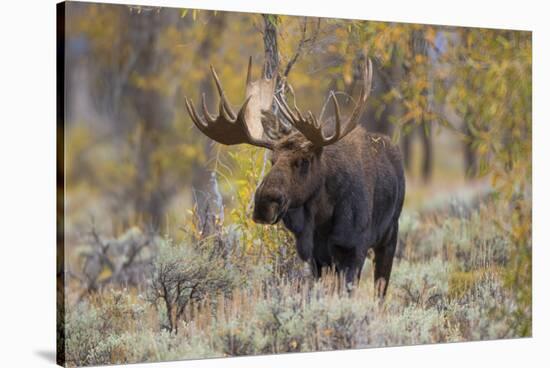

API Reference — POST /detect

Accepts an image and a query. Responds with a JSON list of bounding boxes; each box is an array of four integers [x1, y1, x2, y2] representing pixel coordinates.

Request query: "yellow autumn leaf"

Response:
[[97, 266, 113, 282]]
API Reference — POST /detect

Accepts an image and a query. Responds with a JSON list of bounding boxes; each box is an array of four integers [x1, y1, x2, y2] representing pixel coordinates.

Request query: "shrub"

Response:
[[147, 237, 237, 334], [64, 289, 146, 366], [391, 259, 448, 309], [64, 196, 530, 365]]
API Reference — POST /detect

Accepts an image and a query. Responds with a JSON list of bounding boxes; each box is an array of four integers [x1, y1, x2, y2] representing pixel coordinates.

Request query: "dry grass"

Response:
[[62, 192, 530, 367]]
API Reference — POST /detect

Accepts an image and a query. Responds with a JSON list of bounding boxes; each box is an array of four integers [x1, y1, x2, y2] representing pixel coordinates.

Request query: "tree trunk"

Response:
[[462, 110, 478, 178], [401, 132, 413, 172], [191, 14, 227, 237], [262, 15, 279, 79], [127, 10, 169, 229], [412, 30, 433, 181], [420, 121, 433, 181]]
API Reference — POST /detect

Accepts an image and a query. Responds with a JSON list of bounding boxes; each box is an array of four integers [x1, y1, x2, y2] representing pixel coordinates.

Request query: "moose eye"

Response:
[[296, 158, 310, 175]]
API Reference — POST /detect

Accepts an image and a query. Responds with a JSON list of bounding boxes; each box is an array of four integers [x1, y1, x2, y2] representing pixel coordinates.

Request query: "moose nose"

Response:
[[252, 192, 285, 225]]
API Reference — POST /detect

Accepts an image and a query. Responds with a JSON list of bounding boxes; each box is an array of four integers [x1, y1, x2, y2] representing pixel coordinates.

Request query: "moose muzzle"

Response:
[[252, 174, 289, 225], [253, 197, 286, 224]]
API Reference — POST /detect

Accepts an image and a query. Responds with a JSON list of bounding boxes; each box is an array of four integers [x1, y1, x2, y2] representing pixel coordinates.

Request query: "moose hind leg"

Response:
[[374, 222, 398, 298]]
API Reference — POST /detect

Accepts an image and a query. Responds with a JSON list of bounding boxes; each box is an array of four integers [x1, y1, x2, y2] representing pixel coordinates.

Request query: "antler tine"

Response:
[[339, 57, 373, 137], [276, 94, 324, 145], [295, 104, 306, 122], [218, 96, 234, 122], [245, 56, 252, 86], [210, 65, 237, 120], [200, 93, 216, 124], [275, 94, 298, 123], [236, 95, 274, 150], [185, 97, 206, 129], [328, 91, 342, 143], [209, 65, 224, 97], [184, 58, 276, 150], [235, 95, 253, 130], [365, 58, 373, 102], [306, 111, 318, 129], [276, 57, 373, 148]]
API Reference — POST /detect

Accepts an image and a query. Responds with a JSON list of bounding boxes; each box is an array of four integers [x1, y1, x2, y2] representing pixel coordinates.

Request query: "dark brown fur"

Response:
[[253, 127, 405, 296]]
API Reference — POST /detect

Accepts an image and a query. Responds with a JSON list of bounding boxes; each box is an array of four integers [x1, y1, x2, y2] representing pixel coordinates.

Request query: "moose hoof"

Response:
[[304, 263, 313, 277], [375, 277, 387, 299]]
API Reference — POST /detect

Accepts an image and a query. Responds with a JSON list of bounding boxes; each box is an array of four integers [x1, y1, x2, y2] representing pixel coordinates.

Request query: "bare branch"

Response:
[[283, 17, 321, 78]]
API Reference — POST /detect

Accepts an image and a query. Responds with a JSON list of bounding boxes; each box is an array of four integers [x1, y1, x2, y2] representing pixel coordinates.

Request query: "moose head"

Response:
[[185, 57, 373, 226]]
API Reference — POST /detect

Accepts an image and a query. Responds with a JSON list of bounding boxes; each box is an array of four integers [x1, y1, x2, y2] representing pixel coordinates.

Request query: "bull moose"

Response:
[[185, 58, 405, 297]]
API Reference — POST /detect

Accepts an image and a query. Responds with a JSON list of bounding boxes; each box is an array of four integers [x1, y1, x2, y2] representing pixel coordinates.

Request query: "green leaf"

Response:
[[266, 14, 279, 26]]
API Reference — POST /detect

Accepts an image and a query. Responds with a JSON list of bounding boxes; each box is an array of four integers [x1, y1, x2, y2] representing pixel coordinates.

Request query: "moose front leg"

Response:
[[283, 206, 315, 262], [330, 245, 365, 293]]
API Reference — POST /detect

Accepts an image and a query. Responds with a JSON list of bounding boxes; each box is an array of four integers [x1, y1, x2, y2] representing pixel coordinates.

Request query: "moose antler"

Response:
[[184, 57, 276, 150], [275, 58, 373, 147]]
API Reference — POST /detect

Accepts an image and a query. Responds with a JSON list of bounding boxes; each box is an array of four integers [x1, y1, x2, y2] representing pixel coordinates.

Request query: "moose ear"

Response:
[[297, 140, 323, 157]]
